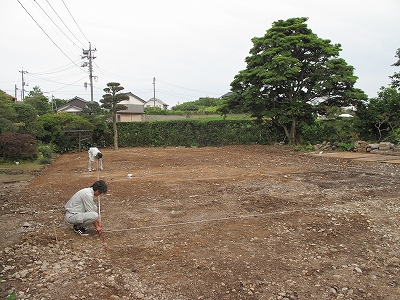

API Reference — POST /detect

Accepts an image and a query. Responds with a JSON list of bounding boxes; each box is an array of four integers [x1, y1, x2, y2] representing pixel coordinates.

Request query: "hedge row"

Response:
[[110, 119, 284, 148]]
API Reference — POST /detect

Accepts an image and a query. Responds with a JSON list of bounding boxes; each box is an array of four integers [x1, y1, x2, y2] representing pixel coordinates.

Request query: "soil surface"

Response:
[[1, 145, 400, 300]]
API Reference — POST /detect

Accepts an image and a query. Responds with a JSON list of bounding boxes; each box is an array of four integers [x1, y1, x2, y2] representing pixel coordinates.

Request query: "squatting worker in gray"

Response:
[[65, 180, 107, 236]]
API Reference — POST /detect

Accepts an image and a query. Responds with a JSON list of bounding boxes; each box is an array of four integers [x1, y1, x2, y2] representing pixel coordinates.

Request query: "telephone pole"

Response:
[[19, 68, 28, 101], [153, 77, 156, 107], [81, 42, 96, 102], [14, 84, 18, 101]]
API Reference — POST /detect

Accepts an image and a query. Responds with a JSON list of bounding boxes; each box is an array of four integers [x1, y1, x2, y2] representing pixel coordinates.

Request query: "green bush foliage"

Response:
[[298, 118, 359, 146], [37, 143, 54, 159], [0, 132, 38, 161], [112, 119, 285, 148], [37, 113, 94, 152], [37, 156, 52, 164], [336, 142, 355, 152]]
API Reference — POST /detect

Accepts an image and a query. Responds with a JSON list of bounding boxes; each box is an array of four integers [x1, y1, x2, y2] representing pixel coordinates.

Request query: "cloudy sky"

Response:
[[1, 0, 399, 107]]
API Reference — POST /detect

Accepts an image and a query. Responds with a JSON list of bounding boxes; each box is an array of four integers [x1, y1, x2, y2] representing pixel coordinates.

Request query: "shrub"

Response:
[[37, 156, 52, 164], [0, 132, 38, 161], [292, 144, 316, 152], [336, 142, 354, 152], [37, 144, 54, 159]]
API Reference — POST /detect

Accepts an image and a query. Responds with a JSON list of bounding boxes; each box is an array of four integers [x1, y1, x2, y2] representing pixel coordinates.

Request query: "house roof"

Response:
[[57, 96, 88, 111], [146, 97, 168, 106], [3, 92, 16, 101], [220, 92, 234, 99], [58, 105, 83, 113]]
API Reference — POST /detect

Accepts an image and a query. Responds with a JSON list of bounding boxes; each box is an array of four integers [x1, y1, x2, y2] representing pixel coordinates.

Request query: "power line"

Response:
[[28, 60, 82, 75], [33, 0, 81, 52], [62, 0, 89, 44], [45, 0, 86, 48], [16, 0, 81, 69]]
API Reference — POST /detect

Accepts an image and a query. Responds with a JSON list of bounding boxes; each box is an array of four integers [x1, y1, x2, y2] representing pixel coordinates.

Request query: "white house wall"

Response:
[[120, 94, 147, 105]]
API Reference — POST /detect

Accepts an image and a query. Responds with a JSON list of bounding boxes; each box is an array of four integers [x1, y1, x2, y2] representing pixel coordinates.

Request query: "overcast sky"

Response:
[[1, 0, 399, 107]]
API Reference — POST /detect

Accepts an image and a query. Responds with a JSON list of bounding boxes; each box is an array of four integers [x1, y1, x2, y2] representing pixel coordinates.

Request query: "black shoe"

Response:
[[73, 225, 89, 236]]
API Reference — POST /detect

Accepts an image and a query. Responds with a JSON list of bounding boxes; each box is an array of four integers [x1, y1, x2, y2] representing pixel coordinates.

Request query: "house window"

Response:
[[117, 114, 121, 122]]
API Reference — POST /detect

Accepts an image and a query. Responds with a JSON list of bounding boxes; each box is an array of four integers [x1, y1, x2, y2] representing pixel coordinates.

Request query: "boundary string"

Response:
[[103, 206, 328, 234]]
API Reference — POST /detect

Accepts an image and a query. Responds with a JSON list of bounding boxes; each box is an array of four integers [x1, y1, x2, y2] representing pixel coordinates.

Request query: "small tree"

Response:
[[24, 86, 52, 115], [80, 101, 110, 147], [0, 90, 17, 133], [100, 82, 129, 150], [13, 103, 38, 135], [356, 87, 400, 142]]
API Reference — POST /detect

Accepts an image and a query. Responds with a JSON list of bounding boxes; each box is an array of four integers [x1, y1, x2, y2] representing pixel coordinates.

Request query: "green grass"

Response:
[[0, 161, 45, 171]]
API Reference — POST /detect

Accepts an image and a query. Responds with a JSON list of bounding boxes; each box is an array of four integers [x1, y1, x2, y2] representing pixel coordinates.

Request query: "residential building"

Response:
[[57, 96, 88, 114], [117, 92, 146, 122], [145, 97, 169, 110]]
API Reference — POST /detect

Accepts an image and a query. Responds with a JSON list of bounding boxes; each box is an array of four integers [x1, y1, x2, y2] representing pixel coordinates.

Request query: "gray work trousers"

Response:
[[65, 211, 98, 228]]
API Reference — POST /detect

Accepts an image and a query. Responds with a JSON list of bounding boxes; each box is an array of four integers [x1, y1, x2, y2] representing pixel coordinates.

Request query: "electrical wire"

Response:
[[17, 0, 81, 69], [28, 60, 82, 75], [33, 0, 81, 53], [45, 0, 86, 49], [61, 0, 90, 44]]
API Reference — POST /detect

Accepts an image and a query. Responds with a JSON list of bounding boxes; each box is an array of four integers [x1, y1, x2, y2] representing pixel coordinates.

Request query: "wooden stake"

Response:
[[53, 223, 58, 242]]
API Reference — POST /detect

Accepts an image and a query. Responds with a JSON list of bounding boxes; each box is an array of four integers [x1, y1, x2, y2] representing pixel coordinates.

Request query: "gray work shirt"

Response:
[[65, 187, 98, 214]]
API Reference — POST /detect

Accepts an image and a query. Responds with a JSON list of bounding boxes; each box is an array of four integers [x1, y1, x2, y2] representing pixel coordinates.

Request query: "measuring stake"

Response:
[[96, 159, 106, 250], [97, 159, 101, 219]]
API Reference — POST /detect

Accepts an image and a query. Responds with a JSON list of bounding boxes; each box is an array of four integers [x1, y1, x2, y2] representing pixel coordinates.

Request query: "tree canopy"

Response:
[[0, 90, 18, 133], [228, 17, 367, 144], [356, 87, 400, 142], [100, 82, 129, 150], [24, 86, 52, 115], [389, 48, 400, 90]]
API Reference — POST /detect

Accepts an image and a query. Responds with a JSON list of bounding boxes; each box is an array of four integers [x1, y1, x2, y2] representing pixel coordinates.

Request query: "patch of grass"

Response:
[[6, 291, 17, 300], [0, 161, 44, 171]]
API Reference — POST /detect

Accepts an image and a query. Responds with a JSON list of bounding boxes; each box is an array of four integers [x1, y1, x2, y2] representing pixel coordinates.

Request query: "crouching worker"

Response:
[[65, 180, 107, 236]]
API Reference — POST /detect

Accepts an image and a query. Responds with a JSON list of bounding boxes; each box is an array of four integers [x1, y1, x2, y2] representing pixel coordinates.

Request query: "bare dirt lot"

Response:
[[1, 145, 400, 300]]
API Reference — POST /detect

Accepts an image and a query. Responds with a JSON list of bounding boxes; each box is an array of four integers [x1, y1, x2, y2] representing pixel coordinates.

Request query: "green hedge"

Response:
[[105, 119, 284, 147]]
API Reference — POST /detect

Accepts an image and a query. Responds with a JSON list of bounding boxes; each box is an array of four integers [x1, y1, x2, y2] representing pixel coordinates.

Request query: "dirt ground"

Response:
[[1, 145, 400, 300]]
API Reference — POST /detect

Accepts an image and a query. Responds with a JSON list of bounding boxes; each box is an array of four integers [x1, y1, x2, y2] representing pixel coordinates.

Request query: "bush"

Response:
[[37, 143, 54, 164], [336, 142, 354, 152], [292, 144, 316, 152], [0, 132, 38, 161], [37, 156, 52, 164], [37, 144, 54, 159]]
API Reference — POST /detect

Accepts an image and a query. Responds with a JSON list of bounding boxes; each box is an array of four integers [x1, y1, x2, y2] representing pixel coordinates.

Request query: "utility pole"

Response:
[[153, 77, 156, 107], [14, 84, 18, 101], [81, 42, 96, 102], [19, 68, 28, 101], [51, 94, 57, 112]]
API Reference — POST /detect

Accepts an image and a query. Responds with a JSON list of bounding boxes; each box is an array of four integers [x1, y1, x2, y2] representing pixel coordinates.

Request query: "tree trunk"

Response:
[[289, 118, 296, 145], [281, 119, 297, 144], [282, 125, 290, 144], [113, 113, 118, 150]]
